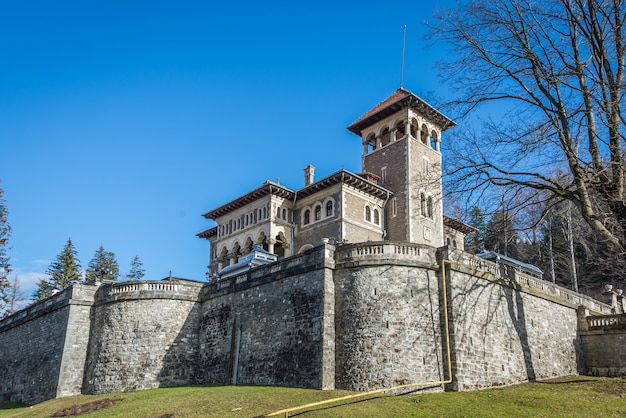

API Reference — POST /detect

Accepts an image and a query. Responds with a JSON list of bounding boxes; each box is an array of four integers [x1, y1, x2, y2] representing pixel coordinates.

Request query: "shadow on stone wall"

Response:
[[157, 304, 202, 387], [196, 303, 232, 385], [82, 294, 202, 394], [445, 267, 538, 389], [501, 280, 536, 382]]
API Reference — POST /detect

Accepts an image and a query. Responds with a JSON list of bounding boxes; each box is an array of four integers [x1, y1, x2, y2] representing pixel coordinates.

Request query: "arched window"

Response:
[[373, 209, 380, 225], [326, 200, 333, 217], [421, 124, 429, 145], [365, 206, 371, 222], [245, 214, 249, 226], [314, 205, 321, 221], [395, 120, 405, 138], [282, 208, 286, 220], [420, 193, 426, 216], [427, 196, 433, 218], [276, 207, 281, 218], [381, 126, 391, 146], [304, 210, 310, 225]]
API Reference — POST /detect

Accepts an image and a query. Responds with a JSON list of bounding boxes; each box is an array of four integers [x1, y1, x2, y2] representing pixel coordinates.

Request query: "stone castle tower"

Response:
[[347, 88, 455, 247]]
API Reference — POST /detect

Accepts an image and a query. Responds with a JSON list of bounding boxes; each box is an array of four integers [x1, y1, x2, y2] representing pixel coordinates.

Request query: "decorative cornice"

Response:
[[347, 88, 456, 136], [443, 216, 477, 235]]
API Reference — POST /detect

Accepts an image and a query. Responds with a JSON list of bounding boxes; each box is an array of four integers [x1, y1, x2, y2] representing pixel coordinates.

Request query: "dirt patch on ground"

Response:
[[51, 398, 122, 417]]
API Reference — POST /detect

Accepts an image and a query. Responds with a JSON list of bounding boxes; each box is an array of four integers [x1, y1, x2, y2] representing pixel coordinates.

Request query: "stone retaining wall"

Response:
[[0, 242, 620, 405], [0, 285, 96, 404], [198, 244, 336, 389], [578, 311, 626, 376], [82, 280, 203, 394], [443, 251, 584, 391]]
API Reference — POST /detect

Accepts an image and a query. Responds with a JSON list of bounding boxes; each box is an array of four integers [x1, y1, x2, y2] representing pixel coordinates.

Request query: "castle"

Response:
[[197, 88, 470, 275], [1, 89, 625, 406]]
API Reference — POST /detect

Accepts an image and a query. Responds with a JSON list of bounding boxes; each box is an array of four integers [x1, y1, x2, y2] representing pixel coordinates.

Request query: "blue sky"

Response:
[[1, 0, 459, 299]]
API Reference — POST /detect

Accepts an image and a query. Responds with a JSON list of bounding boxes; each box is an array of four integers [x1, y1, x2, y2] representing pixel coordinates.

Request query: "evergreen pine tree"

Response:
[[466, 206, 487, 254], [0, 180, 12, 315], [86, 246, 119, 282], [126, 255, 145, 281], [484, 209, 519, 258], [35, 238, 82, 300]]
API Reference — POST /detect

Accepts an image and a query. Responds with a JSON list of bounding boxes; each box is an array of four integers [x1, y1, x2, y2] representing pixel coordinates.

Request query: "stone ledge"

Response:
[[0, 284, 97, 332], [94, 280, 204, 306], [202, 244, 334, 300]]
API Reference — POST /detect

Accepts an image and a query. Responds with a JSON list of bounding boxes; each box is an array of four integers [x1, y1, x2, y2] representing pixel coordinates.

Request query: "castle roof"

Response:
[[201, 169, 393, 222], [297, 169, 392, 200], [202, 181, 295, 220], [347, 88, 456, 135], [443, 216, 477, 235]]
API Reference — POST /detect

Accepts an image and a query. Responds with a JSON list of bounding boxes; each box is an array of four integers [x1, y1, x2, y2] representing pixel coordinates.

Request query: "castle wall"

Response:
[[333, 243, 445, 391], [0, 285, 96, 404], [578, 313, 626, 376], [0, 243, 619, 405], [198, 245, 336, 389], [82, 281, 203, 394], [444, 251, 587, 391]]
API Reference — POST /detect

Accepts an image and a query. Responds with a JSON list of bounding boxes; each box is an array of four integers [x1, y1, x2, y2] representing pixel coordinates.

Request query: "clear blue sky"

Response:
[[1, 0, 458, 298]]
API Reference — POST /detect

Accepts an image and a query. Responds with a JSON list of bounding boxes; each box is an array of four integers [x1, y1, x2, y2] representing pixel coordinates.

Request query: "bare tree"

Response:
[[6, 275, 25, 315], [429, 0, 626, 257]]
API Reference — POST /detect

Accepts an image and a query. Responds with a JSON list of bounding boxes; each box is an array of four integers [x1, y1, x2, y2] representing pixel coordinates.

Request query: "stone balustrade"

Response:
[[587, 314, 626, 329], [458, 252, 611, 314], [96, 280, 203, 304], [334, 241, 436, 267]]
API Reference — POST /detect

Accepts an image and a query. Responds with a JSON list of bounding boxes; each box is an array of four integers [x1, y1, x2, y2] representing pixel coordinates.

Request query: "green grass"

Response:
[[1, 376, 625, 417]]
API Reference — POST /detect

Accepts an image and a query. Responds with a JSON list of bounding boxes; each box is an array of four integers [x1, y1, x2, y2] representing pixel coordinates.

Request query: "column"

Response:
[[268, 238, 276, 254]]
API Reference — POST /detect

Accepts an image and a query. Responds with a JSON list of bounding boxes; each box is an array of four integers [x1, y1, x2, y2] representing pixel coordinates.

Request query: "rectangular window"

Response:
[[392, 197, 397, 217], [381, 167, 387, 185], [423, 157, 429, 175]]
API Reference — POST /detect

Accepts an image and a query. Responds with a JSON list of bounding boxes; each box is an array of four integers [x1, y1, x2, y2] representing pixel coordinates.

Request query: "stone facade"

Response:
[[83, 280, 203, 394], [0, 242, 621, 405], [578, 310, 626, 377], [0, 285, 95, 405]]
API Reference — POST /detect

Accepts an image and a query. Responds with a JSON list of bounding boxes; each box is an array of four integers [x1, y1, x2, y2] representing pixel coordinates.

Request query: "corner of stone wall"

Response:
[[56, 284, 98, 398]]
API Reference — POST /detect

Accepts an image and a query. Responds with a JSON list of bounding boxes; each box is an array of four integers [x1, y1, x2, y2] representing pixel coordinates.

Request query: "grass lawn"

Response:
[[0, 376, 624, 417]]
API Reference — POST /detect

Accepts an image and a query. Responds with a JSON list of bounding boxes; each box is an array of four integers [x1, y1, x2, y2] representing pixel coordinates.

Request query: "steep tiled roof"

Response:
[[347, 88, 455, 135]]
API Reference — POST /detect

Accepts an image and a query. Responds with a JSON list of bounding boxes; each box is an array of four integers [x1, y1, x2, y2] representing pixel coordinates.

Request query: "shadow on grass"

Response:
[[0, 401, 28, 410], [534, 378, 599, 385]]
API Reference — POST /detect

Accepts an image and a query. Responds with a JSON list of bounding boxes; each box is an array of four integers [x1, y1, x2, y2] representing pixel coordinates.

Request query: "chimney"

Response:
[[304, 164, 315, 186]]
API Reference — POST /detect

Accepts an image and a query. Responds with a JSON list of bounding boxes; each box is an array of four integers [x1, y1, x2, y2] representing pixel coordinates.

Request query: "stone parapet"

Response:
[[334, 241, 437, 269], [0, 284, 96, 333], [94, 280, 203, 305], [203, 243, 335, 300], [452, 251, 611, 314]]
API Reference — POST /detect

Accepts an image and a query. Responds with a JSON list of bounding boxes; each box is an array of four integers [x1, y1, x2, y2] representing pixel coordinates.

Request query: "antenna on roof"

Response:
[[400, 25, 407, 89]]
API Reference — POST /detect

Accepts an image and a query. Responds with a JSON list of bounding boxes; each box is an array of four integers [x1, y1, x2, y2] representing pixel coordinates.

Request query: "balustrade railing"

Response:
[[107, 281, 181, 295], [460, 252, 610, 313], [588, 314, 626, 329], [337, 242, 431, 263]]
